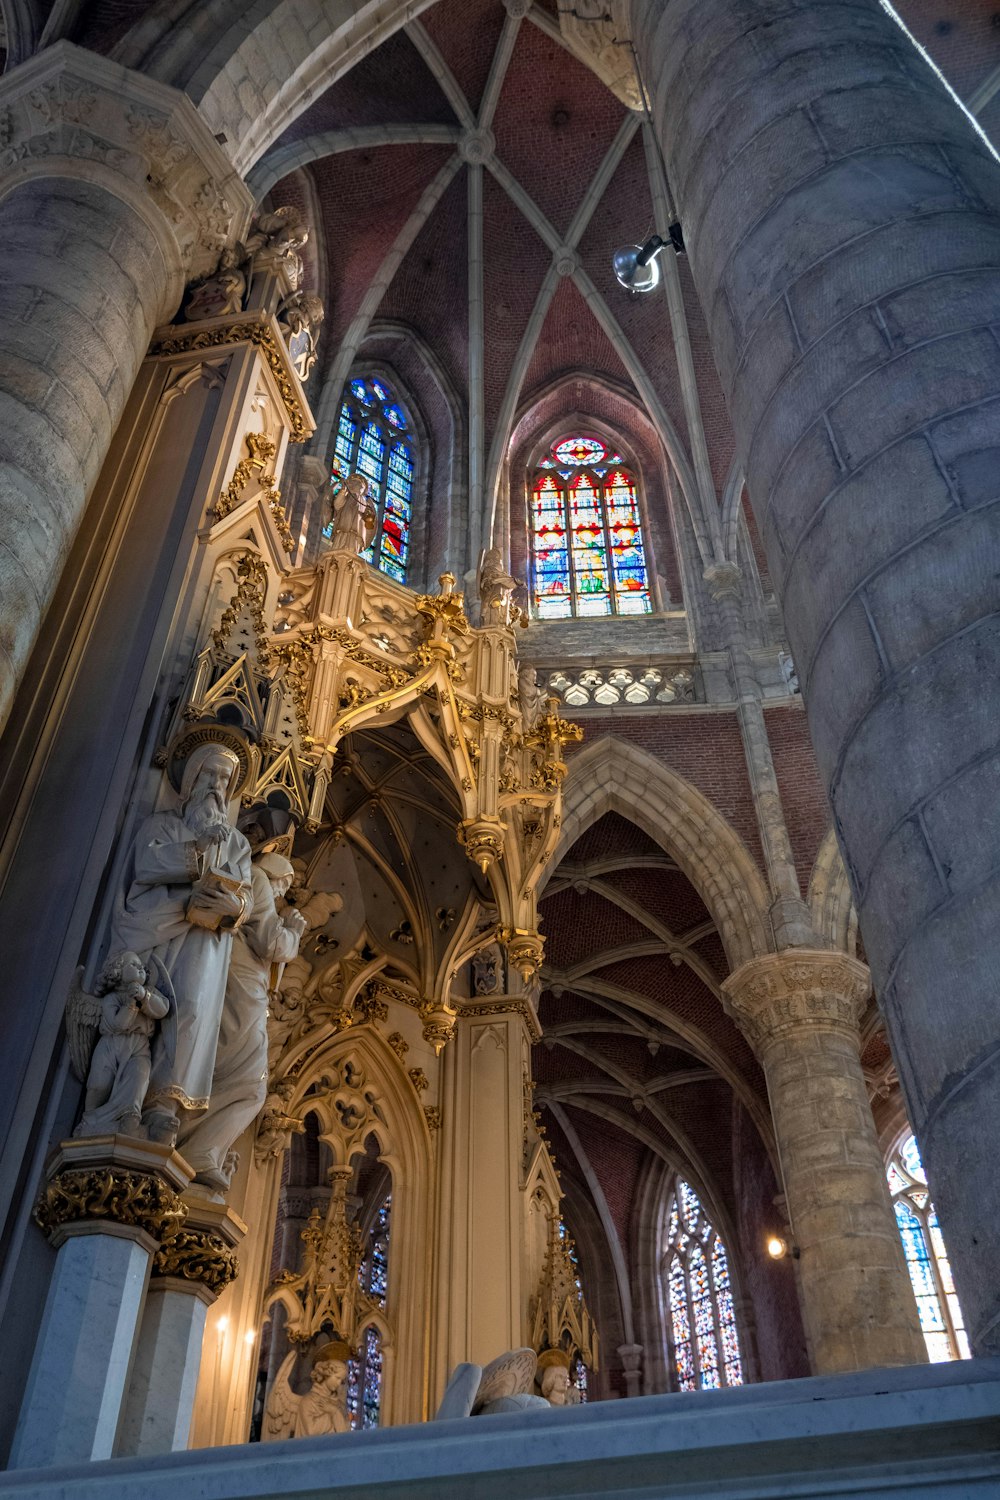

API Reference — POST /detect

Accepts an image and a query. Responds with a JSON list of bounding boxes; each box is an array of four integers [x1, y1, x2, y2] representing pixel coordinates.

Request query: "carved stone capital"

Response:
[[703, 561, 742, 603], [153, 1227, 239, 1297], [0, 42, 253, 311], [722, 950, 871, 1057], [34, 1138, 192, 1245], [152, 1195, 246, 1299]]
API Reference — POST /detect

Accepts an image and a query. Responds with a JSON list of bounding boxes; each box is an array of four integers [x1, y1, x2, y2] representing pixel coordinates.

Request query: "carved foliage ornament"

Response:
[[0, 58, 243, 282], [154, 1226, 239, 1295], [722, 951, 871, 1056], [35, 1167, 186, 1242]]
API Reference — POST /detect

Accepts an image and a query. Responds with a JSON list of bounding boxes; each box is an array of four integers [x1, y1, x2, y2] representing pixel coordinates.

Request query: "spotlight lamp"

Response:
[[612, 222, 685, 294], [765, 1234, 799, 1261]]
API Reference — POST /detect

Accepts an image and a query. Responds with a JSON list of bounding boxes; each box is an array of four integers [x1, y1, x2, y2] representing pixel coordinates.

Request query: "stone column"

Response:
[[723, 952, 924, 1375], [0, 40, 250, 728], [704, 561, 812, 948], [9, 1138, 191, 1468], [617, 1343, 643, 1399], [631, 0, 1000, 1353], [117, 1198, 244, 1456]]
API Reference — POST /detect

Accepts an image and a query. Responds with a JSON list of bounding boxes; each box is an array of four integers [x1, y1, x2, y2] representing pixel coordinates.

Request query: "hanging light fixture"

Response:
[[611, 40, 685, 292]]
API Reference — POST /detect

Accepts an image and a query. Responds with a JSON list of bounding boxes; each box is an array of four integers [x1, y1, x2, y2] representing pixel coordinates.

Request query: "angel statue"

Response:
[[434, 1347, 549, 1420], [66, 951, 170, 1138], [329, 472, 377, 556], [263, 1340, 352, 1440]]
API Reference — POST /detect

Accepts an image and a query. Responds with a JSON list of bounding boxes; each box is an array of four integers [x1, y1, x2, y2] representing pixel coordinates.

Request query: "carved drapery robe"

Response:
[[178, 862, 300, 1175], [111, 813, 252, 1113]]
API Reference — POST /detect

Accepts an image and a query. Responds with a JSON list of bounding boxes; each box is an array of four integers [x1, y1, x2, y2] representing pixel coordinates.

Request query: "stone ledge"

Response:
[[2, 1360, 1000, 1497]]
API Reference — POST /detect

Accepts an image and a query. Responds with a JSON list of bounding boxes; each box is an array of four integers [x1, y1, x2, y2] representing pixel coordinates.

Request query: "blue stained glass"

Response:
[[666, 1179, 744, 1392], [332, 380, 413, 583]]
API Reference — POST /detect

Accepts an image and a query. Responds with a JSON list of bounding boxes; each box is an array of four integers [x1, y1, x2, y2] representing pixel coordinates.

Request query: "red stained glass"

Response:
[[665, 1178, 744, 1393], [530, 437, 651, 618]]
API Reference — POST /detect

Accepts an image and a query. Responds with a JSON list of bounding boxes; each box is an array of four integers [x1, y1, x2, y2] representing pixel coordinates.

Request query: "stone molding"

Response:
[[33, 1137, 192, 1245], [151, 314, 313, 441], [722, 950, 872, 1057], [0, 42, 253, 314]]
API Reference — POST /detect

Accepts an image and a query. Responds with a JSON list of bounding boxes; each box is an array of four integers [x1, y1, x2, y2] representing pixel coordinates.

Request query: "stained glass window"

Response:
[[348, 1193, 391, 1428], [887, 1135, 969, 1362], [663, 1178, 743, 1391], [328, 376, 413, 583], [530, 434, 651, 619]]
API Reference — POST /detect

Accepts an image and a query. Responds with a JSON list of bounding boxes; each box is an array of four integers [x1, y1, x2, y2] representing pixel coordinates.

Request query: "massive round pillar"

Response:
[[724, 953, 924, 1373], [0, 41, 250, 729], [632, 0, 1000, 1353]]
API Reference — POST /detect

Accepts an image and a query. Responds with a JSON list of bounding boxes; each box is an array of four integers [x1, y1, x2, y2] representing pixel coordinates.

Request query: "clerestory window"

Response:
[[530, 434, 651, 619], [887, 1134, 969, 1362], [663, 1178, 743, 1391], [330, 376, 413, 582]]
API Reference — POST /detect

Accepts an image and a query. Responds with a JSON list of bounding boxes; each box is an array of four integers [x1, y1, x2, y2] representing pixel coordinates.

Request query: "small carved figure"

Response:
[[329, 473, 377, 555], [184, 248, 246, 321], [434, 1348, 549, 1419], [478, 547, 523, 629], [66, 951, 170, 1138], [244, 206, 309, 289], [278, 291, 325, 381], [263, 1343, 352, 1440], [779, 651, 799, 694], [538, 1356, 579, 1406], [518, 663, 541, 729]]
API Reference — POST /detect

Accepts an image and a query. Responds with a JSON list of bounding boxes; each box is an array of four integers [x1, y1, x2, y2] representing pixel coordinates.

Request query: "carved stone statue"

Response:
[[244, 206, 309, 289], [472, 942, 503, 996], [518, 664, 541, 730], [479, 547, 522, 628], [434, 1348, 549, 1419], [278, 290, 325, 381], [66, 951, 169, 1138], [329, 472, 377, 555], [537, 1353, 579, 1406], [184, 247, 246, 321], [177, 850, 307, 1193], [263, 1342, 351, 1440], [110, 743, 252, 1146]]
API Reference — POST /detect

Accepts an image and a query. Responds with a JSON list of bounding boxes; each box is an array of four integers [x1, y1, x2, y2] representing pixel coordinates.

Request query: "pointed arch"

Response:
[[552, 737, 771, 970], [808, 827, 858, 958], [280, 1025, 432, 1427]]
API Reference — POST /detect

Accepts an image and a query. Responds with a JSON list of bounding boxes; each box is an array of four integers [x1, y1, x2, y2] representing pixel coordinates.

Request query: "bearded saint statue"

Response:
[[176, 851, 306, 1193], [110, 744, 252, 1150]]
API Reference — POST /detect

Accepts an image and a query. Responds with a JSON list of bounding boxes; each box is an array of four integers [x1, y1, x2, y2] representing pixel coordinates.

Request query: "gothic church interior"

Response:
[[1, 0, 1000, 1495]]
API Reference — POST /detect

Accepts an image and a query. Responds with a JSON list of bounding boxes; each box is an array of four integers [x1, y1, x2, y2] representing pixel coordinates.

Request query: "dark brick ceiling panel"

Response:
[[481, 170, 554, 450], [421, 0, 508, 115], [521, 278, 632, 405], [541, 886, 656, 968], [77, 0, 149, 53], [559, 1106, 644, 1249], [279, 28, 456, 141], [576, 132, 691, 455], [596, 867, 714, 937], [490, 20, 626, 239], [295, 144, 456, 357], [377, 167, 471, 407], [564, 811, 666, 864]]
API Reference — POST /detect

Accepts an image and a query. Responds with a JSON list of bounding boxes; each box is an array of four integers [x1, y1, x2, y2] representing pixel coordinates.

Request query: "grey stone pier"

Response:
[[631, 0, 1000, 1354], [723, 952, 925, 1374], [0, 42, 250, 729]]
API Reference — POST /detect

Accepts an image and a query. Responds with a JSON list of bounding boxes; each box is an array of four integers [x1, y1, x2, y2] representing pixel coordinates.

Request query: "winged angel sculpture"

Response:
[[65, 951, 170, 1137], [262, 1341, 352, 1440], [434, 1347, 550, 1419]]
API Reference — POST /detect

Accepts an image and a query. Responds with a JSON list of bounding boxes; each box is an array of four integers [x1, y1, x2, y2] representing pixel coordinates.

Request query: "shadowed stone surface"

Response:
[[632, 0, 1000, 1354]]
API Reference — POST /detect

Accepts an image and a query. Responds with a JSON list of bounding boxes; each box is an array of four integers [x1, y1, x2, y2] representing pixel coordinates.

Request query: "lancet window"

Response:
[[663, 1179, 743, 1391], [348, 1192, 391, 1428], [530, 434, 651, 619], [330, 376, 413, 582], [887, 1134, 969, 1362]]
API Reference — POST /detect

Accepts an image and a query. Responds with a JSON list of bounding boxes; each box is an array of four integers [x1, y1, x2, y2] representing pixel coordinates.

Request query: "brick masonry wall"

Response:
[[763, 702, 833, 890]]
